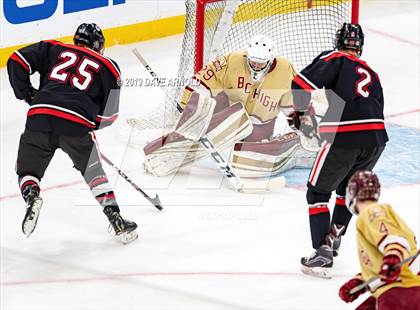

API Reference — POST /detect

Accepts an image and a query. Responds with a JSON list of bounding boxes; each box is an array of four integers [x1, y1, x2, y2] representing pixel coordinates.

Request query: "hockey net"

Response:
[[127, 0, 358, 141]]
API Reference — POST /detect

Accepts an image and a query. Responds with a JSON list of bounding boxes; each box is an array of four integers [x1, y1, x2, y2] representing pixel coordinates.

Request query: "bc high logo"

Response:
[[4, 0, 125, 24]]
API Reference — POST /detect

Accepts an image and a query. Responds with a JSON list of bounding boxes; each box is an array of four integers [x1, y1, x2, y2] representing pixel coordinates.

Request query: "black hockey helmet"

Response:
[[335, 23, 364, 56], [346, 170, 381, 214], [74, 23, 105, 54]]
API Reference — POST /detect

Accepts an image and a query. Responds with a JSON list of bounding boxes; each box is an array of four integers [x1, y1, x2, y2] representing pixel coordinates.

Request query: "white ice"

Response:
[[1, 1, 419, 309]]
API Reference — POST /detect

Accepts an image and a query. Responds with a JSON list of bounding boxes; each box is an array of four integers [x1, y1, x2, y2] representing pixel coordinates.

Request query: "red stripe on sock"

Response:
[[336, 197, 346, 206], [309, 206, 330, 216]]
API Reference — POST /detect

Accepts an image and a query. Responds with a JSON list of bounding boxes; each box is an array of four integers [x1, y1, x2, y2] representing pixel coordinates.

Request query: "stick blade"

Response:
[[150, 194, 163, 211]]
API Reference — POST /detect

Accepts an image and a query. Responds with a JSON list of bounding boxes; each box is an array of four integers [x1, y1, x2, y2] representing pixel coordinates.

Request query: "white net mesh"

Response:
[[128, 0, 353, 133]]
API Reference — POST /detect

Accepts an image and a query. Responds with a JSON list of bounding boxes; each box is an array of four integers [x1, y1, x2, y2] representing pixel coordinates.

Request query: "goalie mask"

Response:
[[346, 170, 381, 215], [246, 35, 275, 83]]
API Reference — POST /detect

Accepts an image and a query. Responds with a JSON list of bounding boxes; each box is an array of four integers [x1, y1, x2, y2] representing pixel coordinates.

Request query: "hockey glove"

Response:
[[339, 276, 366, 303], [287, 111, 304, 130], [24, 86, 38, 104], [379, 254, 401, 283]]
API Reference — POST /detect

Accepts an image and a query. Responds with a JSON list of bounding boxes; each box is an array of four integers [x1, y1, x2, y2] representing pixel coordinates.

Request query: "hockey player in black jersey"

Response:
[[291, 23, 388, 277], [7, 23, 138, 244]]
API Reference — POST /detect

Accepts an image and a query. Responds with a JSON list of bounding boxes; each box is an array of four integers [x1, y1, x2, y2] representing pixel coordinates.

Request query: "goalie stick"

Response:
[[132, 48, 285, 193], [349, 249, 420, 295], [101, 153, 163, 211]]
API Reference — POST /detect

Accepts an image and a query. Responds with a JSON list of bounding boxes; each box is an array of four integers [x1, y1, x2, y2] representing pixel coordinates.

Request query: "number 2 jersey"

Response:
[[356, 203, 419, 298], [292, 50, 388, 148], [7, 40, 121, 136]]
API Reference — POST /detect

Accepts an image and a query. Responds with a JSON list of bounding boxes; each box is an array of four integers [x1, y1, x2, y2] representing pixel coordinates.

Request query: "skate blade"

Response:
[[301, 265, 332, 279], [118, 230, 139, 244], [22, 198, 43, 237]]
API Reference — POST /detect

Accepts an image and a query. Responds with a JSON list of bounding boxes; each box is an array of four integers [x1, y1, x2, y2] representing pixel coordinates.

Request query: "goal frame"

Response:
[[194, 0, 360, 73]]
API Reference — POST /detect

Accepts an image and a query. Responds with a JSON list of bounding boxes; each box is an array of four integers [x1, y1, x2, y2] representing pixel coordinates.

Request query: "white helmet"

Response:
[[246, 35, 275, 82]]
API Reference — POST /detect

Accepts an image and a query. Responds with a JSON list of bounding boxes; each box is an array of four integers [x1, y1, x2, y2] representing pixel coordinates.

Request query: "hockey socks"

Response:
[[308, 204, 330, 249], [87, 175, 120, 211], [331, 195, 352, 231]]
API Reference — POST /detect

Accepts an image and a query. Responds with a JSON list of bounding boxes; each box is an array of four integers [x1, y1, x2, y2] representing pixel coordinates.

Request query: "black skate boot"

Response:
[[326, 224, 346, 257], [301, 245, 333, 279], [103, 206, 138, 244], [21, 185, 43, 237]]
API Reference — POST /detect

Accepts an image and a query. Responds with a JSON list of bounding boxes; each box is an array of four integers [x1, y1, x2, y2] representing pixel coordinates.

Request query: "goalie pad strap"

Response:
[[243, 118, 276, 142]]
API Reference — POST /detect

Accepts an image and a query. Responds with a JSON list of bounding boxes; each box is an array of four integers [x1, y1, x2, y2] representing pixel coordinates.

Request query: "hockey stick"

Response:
[[100, 153, 163, 211], [132, 48, 285, 193], [349, 249, 420, 295]]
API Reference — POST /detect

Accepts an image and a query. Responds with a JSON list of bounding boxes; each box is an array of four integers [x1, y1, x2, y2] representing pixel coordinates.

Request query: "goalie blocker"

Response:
[[143, 91, 317, 178]]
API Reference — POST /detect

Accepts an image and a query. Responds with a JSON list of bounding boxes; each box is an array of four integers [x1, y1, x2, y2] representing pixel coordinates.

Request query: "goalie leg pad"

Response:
[[143, 102, 253, 176], [233, 132, 317, 178], [175, 92, 216, 141]]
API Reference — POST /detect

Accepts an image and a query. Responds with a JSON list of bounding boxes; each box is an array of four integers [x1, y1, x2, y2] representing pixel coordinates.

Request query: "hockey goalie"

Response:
[[142, 35, 323, 179]]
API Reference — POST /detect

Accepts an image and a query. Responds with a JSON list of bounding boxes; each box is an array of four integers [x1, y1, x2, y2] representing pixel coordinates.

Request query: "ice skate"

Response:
[[21, 189, 43, 237], [301, 245, 333, 279], [103, 207, 138, 244]]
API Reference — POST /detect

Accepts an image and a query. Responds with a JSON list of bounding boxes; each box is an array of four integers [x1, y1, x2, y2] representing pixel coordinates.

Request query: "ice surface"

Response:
[[1, 1, 419, 309]]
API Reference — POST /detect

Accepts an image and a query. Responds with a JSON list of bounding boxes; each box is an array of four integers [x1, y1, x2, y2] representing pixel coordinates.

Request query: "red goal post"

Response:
[[126, 0, 360, 135], [194, 0, 359, 72]]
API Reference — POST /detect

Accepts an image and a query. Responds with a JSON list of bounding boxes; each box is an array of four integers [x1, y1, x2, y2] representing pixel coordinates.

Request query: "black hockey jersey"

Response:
[[7, 40, 121, 136], [292, 50, 388, 148]]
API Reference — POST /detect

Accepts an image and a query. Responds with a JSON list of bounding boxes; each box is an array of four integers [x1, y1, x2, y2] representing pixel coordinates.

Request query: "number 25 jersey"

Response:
[[7, 40, 121, 136]]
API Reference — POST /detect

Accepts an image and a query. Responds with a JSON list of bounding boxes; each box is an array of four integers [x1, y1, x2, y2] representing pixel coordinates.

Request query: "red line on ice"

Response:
[[367, 28, 420, 47], [385, 108, 420, 119], [0, 271, 352, 286], [0, 180, 83, 201]]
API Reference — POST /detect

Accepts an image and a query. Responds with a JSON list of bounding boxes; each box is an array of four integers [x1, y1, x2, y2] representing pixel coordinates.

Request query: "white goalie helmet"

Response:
[[246, 34, 275, 82]]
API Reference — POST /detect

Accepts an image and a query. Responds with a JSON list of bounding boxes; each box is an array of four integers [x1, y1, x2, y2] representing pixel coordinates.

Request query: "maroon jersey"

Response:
[[7, 40, 121, 136]]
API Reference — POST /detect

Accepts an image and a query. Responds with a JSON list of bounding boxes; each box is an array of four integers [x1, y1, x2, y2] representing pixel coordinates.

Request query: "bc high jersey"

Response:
[[7, 40, 121, 136], [356, 203, 419, 298], [182, 51, 296, 124]]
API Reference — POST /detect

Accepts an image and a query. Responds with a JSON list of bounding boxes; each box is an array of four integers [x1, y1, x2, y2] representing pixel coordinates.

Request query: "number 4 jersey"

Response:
[[7, 40, 121, 136], [292, 50, 388, 148]]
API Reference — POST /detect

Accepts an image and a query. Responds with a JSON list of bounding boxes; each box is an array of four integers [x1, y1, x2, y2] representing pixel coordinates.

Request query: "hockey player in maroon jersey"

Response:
[[339, 170, 419, 309], [7, 23, 138, 243], [290, 23, 389, 277]]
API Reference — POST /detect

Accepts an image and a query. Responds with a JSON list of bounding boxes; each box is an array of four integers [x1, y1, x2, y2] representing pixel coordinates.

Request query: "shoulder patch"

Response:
[[368, 207, 386, 222], [212, 56, 227, 72]]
